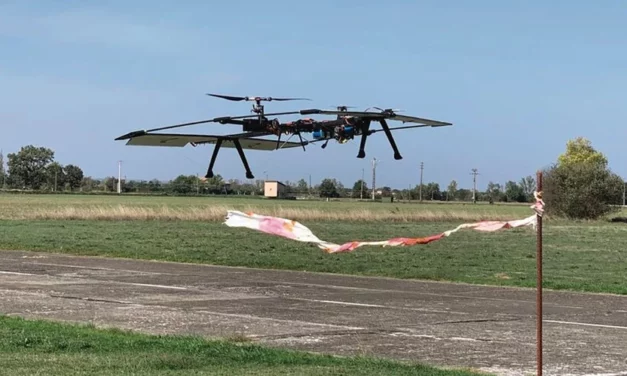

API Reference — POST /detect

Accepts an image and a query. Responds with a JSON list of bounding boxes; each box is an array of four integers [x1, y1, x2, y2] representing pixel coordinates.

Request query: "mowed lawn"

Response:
[[0, 316, 485, 376], [1, 194, 626, 294]]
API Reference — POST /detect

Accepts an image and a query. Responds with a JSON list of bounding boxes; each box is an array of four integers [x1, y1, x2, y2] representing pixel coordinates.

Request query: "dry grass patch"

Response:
[[0, 193, 542, 222], [0, 203, 528, 222]]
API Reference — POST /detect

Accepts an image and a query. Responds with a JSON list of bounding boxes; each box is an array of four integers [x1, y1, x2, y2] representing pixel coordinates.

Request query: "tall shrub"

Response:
[[543, 137, 624, 220]]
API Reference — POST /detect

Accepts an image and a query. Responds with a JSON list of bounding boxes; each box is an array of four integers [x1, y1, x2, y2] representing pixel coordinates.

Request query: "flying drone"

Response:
[[114, 93, 453, 179]]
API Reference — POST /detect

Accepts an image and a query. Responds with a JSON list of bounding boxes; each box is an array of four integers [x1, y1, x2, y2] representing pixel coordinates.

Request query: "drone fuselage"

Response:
[[233, 116, 368, 144]]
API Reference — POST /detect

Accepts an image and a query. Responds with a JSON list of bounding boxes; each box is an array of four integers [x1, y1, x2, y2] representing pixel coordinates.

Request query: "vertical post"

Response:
[[471, 168, 478, 203], [371, 158, 377, 200], [536, 170, 543, 376], [117, 160, 122, 194], [419, 161, 424, 202], [361, 168, 364, 200]]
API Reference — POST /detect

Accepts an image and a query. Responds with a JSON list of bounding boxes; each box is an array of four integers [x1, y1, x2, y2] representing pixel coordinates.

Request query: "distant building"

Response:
[[264, 180, 286, 198]]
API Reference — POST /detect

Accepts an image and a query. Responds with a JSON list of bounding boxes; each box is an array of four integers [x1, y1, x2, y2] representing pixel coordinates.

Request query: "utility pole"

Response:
[[117, 160, 122, 194], [419, 162, 424, 202], [371, 157, 377, 200], [360, 168, 364, 200], [54, 170, 58, 192], [470, 168, 479, 203]]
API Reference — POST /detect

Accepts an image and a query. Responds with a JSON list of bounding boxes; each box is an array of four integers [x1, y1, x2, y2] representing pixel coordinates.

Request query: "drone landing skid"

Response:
[[205, 138, 255, 179], [356, 120, 371, 159], [379, 119, 403, 160]]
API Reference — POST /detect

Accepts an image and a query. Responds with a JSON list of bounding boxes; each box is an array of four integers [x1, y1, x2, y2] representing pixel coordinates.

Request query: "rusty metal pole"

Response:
[[536, 170, 543, 376]]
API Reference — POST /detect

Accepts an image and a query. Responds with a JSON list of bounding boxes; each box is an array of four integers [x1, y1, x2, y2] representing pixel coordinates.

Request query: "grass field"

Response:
[[1, 193, 626, 294], [0, 193, 534, 221], [0, 315, 485, 376]]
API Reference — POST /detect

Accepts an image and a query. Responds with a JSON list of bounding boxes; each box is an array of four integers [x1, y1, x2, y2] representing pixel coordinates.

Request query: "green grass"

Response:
[[1, 217, 626, 294], [0, 315, 487, 375], [1, 193, 626, 294]]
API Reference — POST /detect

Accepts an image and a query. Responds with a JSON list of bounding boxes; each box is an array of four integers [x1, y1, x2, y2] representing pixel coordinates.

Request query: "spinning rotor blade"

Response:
[[269, 97, 311, 101], [368, 107, 404, 112], [207, 93, 311, 102], [206, 93, 248, 101]]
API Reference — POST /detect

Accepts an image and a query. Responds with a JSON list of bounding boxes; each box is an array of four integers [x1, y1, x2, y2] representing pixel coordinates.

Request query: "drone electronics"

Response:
[[114, 93, 453, 179]]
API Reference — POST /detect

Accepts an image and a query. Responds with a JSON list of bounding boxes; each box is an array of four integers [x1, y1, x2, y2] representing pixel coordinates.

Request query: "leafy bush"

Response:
[[543, 162, 624, 220], [543, 137, 624, 220]]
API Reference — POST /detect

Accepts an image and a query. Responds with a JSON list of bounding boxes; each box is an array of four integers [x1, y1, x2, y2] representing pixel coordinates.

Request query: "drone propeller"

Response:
[[207, 93, 311, 102], [367, 107, 405, 113], [330, 105, 357, 111]]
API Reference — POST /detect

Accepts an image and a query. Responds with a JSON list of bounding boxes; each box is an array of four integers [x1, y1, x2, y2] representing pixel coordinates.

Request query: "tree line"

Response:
[[0, 144, 536, 201], [0, 145, 84, 191], [1, 138, 624, 219]]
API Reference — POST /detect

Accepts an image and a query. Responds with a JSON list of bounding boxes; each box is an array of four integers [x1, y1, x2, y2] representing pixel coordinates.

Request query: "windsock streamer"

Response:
[[224, 192, 545, 254]]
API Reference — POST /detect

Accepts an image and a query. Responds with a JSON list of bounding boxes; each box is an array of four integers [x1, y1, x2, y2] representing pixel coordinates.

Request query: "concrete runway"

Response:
[[0, 249, 626, 376]]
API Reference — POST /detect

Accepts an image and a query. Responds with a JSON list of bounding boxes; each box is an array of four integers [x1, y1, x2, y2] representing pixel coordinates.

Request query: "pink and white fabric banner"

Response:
[[224, 192, 544, 254]]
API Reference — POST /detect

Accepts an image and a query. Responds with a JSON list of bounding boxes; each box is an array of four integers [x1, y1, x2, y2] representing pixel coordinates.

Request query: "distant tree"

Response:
[[7, 145, 55, 190], [147, 179, 163, 192], [544, 137, 623, 219], [46, 162, 65, 191], [351, 179, 368, 198], [485, 181, 504, 203], [296, 179, 309, 194], [447, 180, 458, 201], [80, 176, 98, 192], [456, 188, 473, 201], [334, 179, 347, 197], [0, 150, 5, 188], [519, 175, 536, 202], [424, 182, 441, 200], [380, 186, 392, 197], [557, 137, 608, 168], [64, 164, 84, 191], [544, 162, 623, 219], [170, 175, 196, 194], [203, 174, 224, 192], [504, 180, 526, 203], [318, 178, 339, 198]]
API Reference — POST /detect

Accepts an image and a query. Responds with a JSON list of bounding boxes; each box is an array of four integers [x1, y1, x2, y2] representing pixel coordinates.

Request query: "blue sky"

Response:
[[1, 0, 625, 190]]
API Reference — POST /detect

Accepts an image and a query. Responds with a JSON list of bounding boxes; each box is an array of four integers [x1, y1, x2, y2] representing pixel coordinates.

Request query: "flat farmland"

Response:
[[0, 193, 533, 221], [1, 194, 626, 295]]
